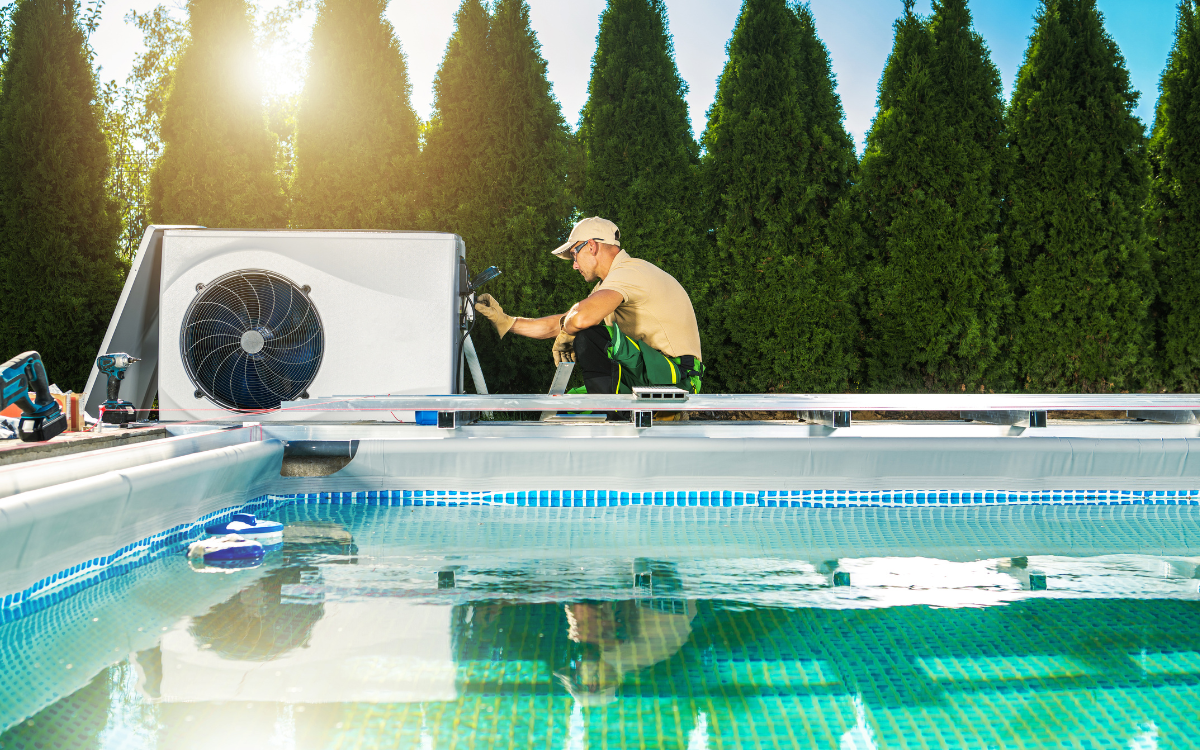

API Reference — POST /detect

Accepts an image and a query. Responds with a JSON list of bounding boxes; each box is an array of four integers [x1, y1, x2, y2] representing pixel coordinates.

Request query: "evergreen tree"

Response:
[[419, 0, 492, 242], [421, 0, 577, 393], [102, 6, 187, 260], [150, 0, 285, 227], [0, 0, 125, 391], [577, 0, 700, 287], [700, 0, 859, 392], [1148, 0, 1200, 390], [1004, 0, 1153, 392], [857, 0, 1011, 391], [291, 0, 419, 229]]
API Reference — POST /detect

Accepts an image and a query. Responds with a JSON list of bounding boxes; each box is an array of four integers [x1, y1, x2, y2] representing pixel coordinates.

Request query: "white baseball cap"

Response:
[[552, 216, 621, 258]]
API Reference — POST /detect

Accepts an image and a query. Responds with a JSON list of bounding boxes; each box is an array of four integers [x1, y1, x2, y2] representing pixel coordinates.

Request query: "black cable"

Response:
[[457, 295, 477, 392]]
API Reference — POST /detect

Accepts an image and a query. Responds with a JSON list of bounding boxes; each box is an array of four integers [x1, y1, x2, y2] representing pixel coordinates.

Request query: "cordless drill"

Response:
[[96, 353, 140, 425], [1, 351, 67, 442]]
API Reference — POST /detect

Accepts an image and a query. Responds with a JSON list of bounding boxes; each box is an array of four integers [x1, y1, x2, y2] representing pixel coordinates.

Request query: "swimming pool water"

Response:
[[2, 504, 1200, 749]]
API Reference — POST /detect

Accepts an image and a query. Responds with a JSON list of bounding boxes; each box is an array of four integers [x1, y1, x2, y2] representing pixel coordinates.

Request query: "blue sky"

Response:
[[89, 0, 1181, 151]]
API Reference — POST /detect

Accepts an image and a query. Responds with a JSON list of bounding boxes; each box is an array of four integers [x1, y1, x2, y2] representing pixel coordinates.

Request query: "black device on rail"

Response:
[[457, 261, 502, 364], [0, 351, 67, 442]]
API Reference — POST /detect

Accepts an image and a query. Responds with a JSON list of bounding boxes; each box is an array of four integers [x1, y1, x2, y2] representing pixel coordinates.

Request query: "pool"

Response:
[[2, 504, 1200, 749]]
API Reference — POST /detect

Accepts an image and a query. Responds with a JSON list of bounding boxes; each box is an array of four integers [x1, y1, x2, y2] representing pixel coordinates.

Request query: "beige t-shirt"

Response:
[[596, 251, 702, 360]]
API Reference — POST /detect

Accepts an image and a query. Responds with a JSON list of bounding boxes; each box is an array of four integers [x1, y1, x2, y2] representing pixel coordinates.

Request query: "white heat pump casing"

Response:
[[158, 229, 463, 422]]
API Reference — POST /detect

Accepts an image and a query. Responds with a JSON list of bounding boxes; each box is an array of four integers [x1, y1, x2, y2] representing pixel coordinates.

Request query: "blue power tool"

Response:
[[96, 353, 140, 425], [0, 351, 67, 442]]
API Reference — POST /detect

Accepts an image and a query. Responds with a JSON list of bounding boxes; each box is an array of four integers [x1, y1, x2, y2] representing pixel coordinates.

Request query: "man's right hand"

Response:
[[475, 294, 515, 338], [552, 330, 575, 365]]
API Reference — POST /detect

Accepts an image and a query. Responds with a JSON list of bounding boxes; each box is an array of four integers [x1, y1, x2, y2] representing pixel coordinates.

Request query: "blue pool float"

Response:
[[187, 534, 265, 569], [205, 512, 284, 539]]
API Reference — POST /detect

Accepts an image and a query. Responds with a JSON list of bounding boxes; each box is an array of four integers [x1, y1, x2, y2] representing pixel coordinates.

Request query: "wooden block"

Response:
[[51, 393, 84, 431]]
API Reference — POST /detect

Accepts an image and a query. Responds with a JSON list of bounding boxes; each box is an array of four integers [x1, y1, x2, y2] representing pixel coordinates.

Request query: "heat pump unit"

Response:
[[84, 228, 466, 422]]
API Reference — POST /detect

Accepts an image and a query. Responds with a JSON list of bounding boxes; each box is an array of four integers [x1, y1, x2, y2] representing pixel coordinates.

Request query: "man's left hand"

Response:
[[553, 330, 575, 365], [475, 293, 515, 338]]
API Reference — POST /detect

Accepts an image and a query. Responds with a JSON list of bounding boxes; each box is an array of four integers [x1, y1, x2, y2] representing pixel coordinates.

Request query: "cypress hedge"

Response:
[[421, 0, 578, 393], [419, 0, 491, 239], [150, 0, 285, 227], [291, 0, 419, 229], [0, 0, 125, 390], [1149, 0, 1200, 390], [576, 0, 701, 288], [858, 0, 1011, 392], [700, 0, 859, 392], [1003, 0, 1154, 392]]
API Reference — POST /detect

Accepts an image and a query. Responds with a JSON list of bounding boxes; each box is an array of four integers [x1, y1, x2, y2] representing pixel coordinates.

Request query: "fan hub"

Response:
[[240, 329, 266, 355]]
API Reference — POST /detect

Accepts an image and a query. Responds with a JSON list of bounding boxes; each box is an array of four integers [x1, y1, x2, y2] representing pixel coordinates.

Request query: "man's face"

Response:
[[572, 240, 600, 282]]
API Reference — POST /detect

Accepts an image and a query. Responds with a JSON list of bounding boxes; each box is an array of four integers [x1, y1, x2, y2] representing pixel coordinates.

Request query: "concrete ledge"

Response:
[[0, 428, 170, 467]]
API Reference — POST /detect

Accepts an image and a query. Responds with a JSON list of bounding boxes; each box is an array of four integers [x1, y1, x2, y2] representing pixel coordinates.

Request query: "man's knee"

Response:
[[572, 325, 614, 394], [573, 325, 611, 369]]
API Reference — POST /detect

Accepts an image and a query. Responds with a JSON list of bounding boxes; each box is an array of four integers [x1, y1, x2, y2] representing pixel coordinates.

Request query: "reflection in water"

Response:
[[5, 506, 1200, 749], [0, 670, 111, 749], [187, 563, 326, 661], [557, 561, 696, 706]]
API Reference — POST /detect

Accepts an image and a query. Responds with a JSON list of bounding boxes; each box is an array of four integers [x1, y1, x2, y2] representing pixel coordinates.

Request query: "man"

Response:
[[473, 216, 704, 396]]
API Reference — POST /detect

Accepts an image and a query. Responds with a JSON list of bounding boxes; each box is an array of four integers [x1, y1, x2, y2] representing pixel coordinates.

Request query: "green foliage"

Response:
[[577, 0, 700, 288], [0, 4, 15, 64], [857, 0, 1011, 392], [291, 0, 418, 228], [0, 0, 124, 390], [700, 0, 859, 392], [421, 0, 579, 393], [1149, 0, 1200, 390], [1004, 0, 1153, 392], [150, 0, 285, 227], [102, 80, 154, 261], [103, 6, 186, 258]]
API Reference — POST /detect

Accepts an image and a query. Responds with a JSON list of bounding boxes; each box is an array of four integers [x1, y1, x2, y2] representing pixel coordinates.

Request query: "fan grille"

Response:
[[181, 270, 324, 412]]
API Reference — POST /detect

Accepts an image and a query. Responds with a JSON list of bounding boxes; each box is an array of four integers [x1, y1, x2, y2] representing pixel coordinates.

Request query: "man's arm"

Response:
[[507, 314, 565, 340], [563, 290, 623, 335], [474, 289, 622, 340]]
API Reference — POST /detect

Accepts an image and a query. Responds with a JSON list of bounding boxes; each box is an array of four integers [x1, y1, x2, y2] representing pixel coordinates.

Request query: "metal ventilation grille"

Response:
[[181, 270, 324, 412]]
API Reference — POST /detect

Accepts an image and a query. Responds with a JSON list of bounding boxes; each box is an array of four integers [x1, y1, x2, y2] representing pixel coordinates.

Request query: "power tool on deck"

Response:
[[96, 353, 140, 425], [1, 351, 67, 442]]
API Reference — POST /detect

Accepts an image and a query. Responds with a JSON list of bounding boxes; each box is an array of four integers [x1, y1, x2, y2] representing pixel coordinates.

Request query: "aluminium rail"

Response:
[[278, 393, 1200, 412]]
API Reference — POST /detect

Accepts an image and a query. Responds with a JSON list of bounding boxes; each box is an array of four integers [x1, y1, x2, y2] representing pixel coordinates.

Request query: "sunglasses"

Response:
[[569, 239, 603, 258]]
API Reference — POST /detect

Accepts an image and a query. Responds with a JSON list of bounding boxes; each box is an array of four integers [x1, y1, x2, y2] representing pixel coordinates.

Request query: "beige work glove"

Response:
[[475, 293, 515, 338], [552, 329, 575, 365]]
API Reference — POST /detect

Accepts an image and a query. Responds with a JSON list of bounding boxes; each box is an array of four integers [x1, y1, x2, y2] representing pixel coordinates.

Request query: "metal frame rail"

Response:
[[276, 393, 1200, 429]]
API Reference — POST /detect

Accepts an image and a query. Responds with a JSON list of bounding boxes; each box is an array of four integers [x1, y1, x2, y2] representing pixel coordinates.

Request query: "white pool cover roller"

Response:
[[274, 433, 1200, 494], [0, 439, 284, 603], [0, 426, 256, 500]]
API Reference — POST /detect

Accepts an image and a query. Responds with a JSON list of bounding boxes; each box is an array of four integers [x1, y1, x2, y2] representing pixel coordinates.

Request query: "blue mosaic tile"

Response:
[[281, 487, 1200, 509], [7, 484, 1200, 625]]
